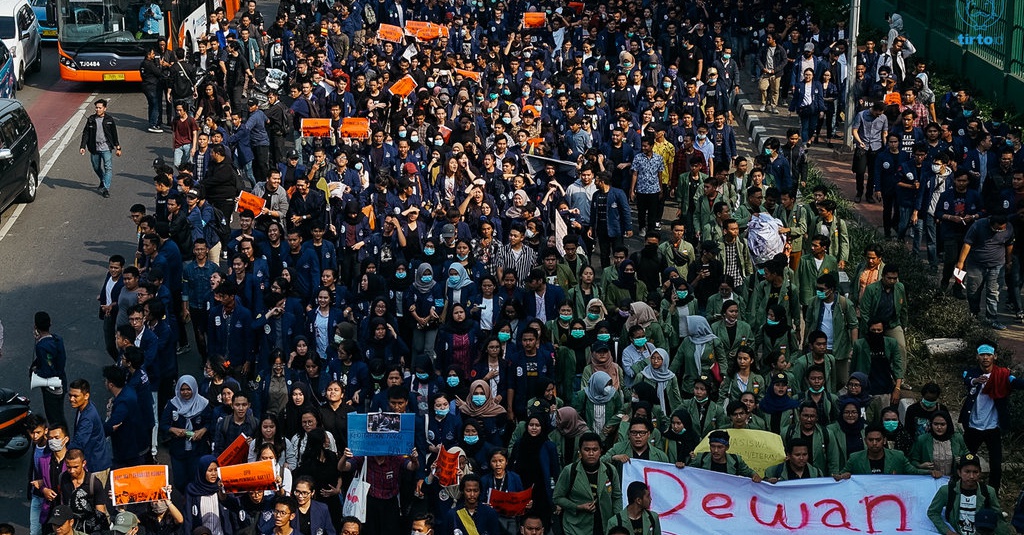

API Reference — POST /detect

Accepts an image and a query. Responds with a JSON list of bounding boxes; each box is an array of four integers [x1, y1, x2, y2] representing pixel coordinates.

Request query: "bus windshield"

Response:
[[58, 0, 163, 46]]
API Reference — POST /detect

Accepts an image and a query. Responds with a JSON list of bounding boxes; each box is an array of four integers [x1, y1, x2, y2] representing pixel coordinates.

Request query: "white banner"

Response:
[[622, 460, 949, 535]]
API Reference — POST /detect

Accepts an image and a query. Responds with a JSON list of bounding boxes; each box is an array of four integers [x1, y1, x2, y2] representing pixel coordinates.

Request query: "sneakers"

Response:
[[100, 187, 110, 198], [989, 321, 1008, 331], [147, 126, 162, 133], [176, 344, 191, 355], [759, 105, 767, 112]]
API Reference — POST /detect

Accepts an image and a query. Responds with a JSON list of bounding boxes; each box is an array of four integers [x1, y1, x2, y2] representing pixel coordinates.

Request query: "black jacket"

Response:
[[80, 114, 119, 154], [140, 57, 163, 87], [204, 158, 241, 200]]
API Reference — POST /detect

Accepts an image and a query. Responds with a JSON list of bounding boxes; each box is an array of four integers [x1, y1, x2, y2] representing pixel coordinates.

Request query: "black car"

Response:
[[0, 98, 38, 218]]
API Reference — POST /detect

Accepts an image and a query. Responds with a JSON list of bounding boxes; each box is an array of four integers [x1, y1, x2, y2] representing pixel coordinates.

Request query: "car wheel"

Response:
[[16, 165, 37, 203]]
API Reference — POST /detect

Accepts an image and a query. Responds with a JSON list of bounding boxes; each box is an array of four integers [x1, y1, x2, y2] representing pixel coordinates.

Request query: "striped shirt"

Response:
[[495, 244, 538, 287]]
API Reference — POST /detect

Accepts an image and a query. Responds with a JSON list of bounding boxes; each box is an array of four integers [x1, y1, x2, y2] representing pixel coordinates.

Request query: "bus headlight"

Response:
[[59, 54, 78, 70]]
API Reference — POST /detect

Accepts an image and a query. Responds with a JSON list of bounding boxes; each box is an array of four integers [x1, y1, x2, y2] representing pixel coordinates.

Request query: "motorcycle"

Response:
[[0, 387, 30, 458]]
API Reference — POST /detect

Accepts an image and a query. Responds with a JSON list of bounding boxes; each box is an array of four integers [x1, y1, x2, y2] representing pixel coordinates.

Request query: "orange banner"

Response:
[[389, 75, 418, 97], [217, 433, 250, 467], [568, 2, 584, 15], [435, 445, 461, 486], [455, 69, 482, 82], [377, 23, 404, 43], [488, 486, 533, 517], [405, 21, 448, 41], [301, 118, 332, 138], [522, 12, 546, 28], [527, 137, 544, 147], [236, 191, 266, 214], [218, 460, 277, 493], [340, 117, 371, 139], [109, 465, 169, 506], [438, 125, 452, 142]]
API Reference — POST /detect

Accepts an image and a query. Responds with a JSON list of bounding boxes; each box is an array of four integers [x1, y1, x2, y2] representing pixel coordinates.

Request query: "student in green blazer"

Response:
[[754, 304, 800, 364], [712, 301, 755, 365], [809, 200, 850, 268], [796, 234, 840, 306], [615, 397, 665, 445], [720, 399, 767, 431], [927, 454, 1009, 535], [567, 268, 603, 319], [718, 220, 755, 282], [670, 315, 725, 396], [602, 417, 671, 469], [553, 432, 622, 535], [781, 401, 841, 476], [835, 424, 943, 480], [572, 369, 625, 441], [687, 429, 762, 482], [705, 278, 749, 324], [826, 401, 868, 468], [850, 320, 904, 407], [909, 411, 969, 477], [773, 190, 810, 266], [660, 220, 696, 279], [719, 346, 764, 403], [857, 265, 908, 377], [660, 280, 698, 343], [804, 273, 859, 389], [789, 331, 837, 393], [764, 437, 825, 482], [660, 409, 701, 466], [607, 482, 662, 535], [632, 349, 683, 414], [603, 260, 648, 316], [748, 260, 801, 331], [678, 377, 728, 437]]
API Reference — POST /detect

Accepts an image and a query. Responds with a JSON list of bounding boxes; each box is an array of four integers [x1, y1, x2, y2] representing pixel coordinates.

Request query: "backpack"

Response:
[[210, 205, 231, 239], [172, 62, 194, 98]]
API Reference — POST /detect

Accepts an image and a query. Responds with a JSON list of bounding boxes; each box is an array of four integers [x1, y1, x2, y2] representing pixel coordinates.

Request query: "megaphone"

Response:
[[30, 373, 62, 390]]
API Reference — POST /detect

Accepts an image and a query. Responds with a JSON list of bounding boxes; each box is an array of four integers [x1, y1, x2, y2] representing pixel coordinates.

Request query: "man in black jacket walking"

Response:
[[79, 99, 121, 198], [204, 144, 241, 260]]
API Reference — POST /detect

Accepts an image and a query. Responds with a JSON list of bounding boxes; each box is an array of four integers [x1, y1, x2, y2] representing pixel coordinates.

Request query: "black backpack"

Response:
[[172, 62, 194, 98]]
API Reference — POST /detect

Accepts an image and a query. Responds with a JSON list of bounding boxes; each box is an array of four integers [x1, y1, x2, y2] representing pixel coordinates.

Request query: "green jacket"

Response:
[[711, 318, 755, 361], [927, 481, 1008, 535], [809, 215, 850, 264], [849, 260, 886, 306], [789, 352, 837, 393], [705, 293, 749, 323], [781, 423, 841, 475], [618, 322, 669, 357], [804, 295, 858, 365], [693, 194, 721, 238], [858, 281, 908, 332], [553, 460, 622, 535], [601, 440, 672, 468], [908, 432, 969, 474], [841, 449, 930, 475], [718, 237, 755, 281], [773, 203, 811, 253], [599, 266, 618, 299], [545, 263, 578, 293], [671, 338, 726, 396], [679, 398, 728, 438], [581, 365, 626, 397], [732, 202, 761, 232], [748, 277, 801, 332], [825, 422, 865, 467], [850, 337, 903, 384], [616, 406, 667, 442], [701, 220, 725, 244], [754, 327, 800, 363], [659, 239, 695, 279], [659, 299, 698, 343], [719, 370, 765, 404], [565, 287, 602, 322], [688, 451, 756, 477], [560, 256, 590, 285], [554, 345, 583, 399], [607, 508, 662, 535], [764, 461, 824, 481], [571, 390, 625, 439], [604, 280, 649, 315], [718, 413, 767, 431], [796, 254, 840, 306], [632, 371, 684, 415], [675, 171, 708, 211]]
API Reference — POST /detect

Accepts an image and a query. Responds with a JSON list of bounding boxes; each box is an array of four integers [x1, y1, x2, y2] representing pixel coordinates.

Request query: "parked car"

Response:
[[0, 0, 41, 89], [0, 99, 39, 218], [29, 0, 55, 42]]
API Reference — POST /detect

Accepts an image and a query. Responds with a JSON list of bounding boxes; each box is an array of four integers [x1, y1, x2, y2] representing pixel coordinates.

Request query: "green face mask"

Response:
[[587, 312, 600, 321], [921, 399, 938, 409], [882, 420, 899, 433], [570, 329, 585, 339], [676, 290, 689, 300], [809, 386, 825, 394], [815, 290, 827, 300], [497, 332, 511, 342], [597, 333, 611, 342], [766, 319, 780, 326], [559, 314, 573, 322]]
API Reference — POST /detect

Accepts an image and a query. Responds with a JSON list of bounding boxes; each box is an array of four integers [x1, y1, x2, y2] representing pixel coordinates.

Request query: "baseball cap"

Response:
[[403, 162, 418, 175], [247, 97, 259, 107], [152, 156, 166, 168], [48, 505, 74, 526], [804, 42, 815, 52], [441, 224, 457, 239], [112, 512, 140, 533], [592, 341, 611, 352], [287, 150, 300, 159]]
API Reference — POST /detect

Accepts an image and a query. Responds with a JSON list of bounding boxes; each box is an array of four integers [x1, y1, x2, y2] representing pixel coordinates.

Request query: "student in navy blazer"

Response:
[[289, 476, 336, 535], [184, 456, 236, 535], [468, 275, 505, 336], [98, 256, 125, 359], [523, 269, 567, 322], [789, 66, 827, 143], [305, 288, 345, 357], [443, 263, 480, 308]]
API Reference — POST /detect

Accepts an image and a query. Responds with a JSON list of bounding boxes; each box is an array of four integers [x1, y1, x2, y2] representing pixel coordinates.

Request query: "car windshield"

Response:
[[30, 0, 47, 7], [0, 17, 14, 39]]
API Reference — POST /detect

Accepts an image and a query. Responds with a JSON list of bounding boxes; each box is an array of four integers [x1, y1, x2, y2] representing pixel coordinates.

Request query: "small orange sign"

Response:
[[377, 24, 404, 43], [110, 465, 169, 505], [455, 69, 482, 82], [218, 460, 277, 494], [217, 433, 250, 467], [300, 118, 332, 138], [237, 191, 266, 214], [435, 446, 461, 486], [523, 12, 546, 28], [389, 75, 418, 97], [339, 117, 371, 139]]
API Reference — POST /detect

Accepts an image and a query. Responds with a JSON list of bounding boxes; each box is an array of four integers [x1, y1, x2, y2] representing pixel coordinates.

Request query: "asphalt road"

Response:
[[0, 45, 202, 525]]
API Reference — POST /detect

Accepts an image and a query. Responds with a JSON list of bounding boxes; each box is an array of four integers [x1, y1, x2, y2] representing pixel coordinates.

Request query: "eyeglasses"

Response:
[[294, 490, 312, 496], [628, 430, 649, 436]]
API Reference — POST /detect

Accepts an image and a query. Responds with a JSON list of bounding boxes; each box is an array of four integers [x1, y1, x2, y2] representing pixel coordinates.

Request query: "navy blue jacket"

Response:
[[290, 500, 336, 535], [441, 504, 502, 535], [69, 402, 112, 472], [523, 284, 567, 322], [104, 386, 141, 464], [788, 81, 826, 114], [208, 302, 254, 365], [159, 400, 213, 459], [589, 187, 632, 238], [284, 245, 322, 301]]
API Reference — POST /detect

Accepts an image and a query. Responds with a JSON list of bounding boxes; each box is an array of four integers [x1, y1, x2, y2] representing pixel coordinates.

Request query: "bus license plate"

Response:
[[103, 73, 125, 81], [42, 30, 56, 37]]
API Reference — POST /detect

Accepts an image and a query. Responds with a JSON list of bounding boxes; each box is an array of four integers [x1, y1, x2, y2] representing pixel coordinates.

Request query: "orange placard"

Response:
[[527, 137, 544, 147], [405, 21, 448, 41], [488, 486, 533, 517], [218, 460, 277, 493], [109, 465, 169, 506], [217, 433, 250, 467], [389, 75, 418, 97], [438, 125, 452, 142], [301, 118, 332, 138], [435, 445, 461, 486], [404, 21, 430, 35], [523, 12, 546, 28], [568, 2, 584, 15], [455, 69, 482, 82], [237, 191, 266, 214], [339, 117, 371, 139], [377, 23, 404, 43]]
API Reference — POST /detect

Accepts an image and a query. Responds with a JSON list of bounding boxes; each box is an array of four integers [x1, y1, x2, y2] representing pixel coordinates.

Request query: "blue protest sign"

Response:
[[347, 412, 416, 456]]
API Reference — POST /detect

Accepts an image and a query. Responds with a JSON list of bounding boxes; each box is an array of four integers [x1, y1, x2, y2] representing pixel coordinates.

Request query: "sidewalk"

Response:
[[732, 79, 1024, 362]]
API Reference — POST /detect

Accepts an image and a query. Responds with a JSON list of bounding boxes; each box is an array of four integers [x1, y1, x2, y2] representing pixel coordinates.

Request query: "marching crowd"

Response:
[[23, 0, 1024, 534]]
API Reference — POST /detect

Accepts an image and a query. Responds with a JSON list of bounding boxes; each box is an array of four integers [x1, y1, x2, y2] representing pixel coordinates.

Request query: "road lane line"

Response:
[[0, 91, 100, 241]]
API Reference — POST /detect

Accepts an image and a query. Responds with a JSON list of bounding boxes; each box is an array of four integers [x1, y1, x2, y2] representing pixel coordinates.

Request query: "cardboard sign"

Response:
[[377, 23, 404, 43], [109, 465, 169, 505], [300, 118, 332, 138], [438, 125, 452, 142], [522, 12, 546, 28], [217, 433, 250, 467], [339, 117, 371, 139], [488, 486, 533, 516], [405, 21, 448, 40], [218, 460, 277, 493], [236, 191, 266, 214], [568, 2, 584, 15], [389, 75, 418, 98], [692, 429, 785, 476], [435, 445, 461, 486], [347, 413, 415, 456], [455, 69, 482, 82]]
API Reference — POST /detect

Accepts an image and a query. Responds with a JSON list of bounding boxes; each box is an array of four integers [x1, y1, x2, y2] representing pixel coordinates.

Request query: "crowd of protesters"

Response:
[[20, 0, 1024, 534]]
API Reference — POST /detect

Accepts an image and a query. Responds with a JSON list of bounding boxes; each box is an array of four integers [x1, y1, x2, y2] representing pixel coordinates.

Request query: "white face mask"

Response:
[[931, 163, 942, 174], [48, 438, 65, 452]]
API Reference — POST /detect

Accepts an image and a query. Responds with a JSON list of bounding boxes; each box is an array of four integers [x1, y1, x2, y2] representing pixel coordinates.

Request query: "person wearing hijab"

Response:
[[456, 379, 507, 446], [350, 269, 387, 325], [282, 382, 319, 439], [626, 382, 670, 435], [580, 298, 607, 332], [363, 317, 411, 368], [879, 406, 914, 455], [635, 348, 682, 414], [755, 304, 800, 362], [552, 406, 590, 466], [580, 339, 624, 394], [604, 260, 648, 315], [388, 262, 416, 340], [407, 262, 444, 360], [837, 372, 877, 421], [406, 356, 443, 416], [622, 301, 667, 350], [444, 263, 479, 307], [458, 419, 491, 471], [574, 368, 624, 440], [909, 410, 968, 477], [759, 372, 801, 434], [826, 400, 868, 468], [358, 297, 400, 343], [509, 412, 560, 522], [661, 278, 699, 344], [184, 455, 230, 535], [661, 409, 700, 467], [436, 303, 480, 375], [671, 315, 725, 396], [161, 375, 213, 492]]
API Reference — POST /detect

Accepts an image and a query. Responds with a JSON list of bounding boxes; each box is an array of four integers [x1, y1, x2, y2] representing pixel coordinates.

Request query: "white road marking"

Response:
[[0, 91, 101, 241]]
